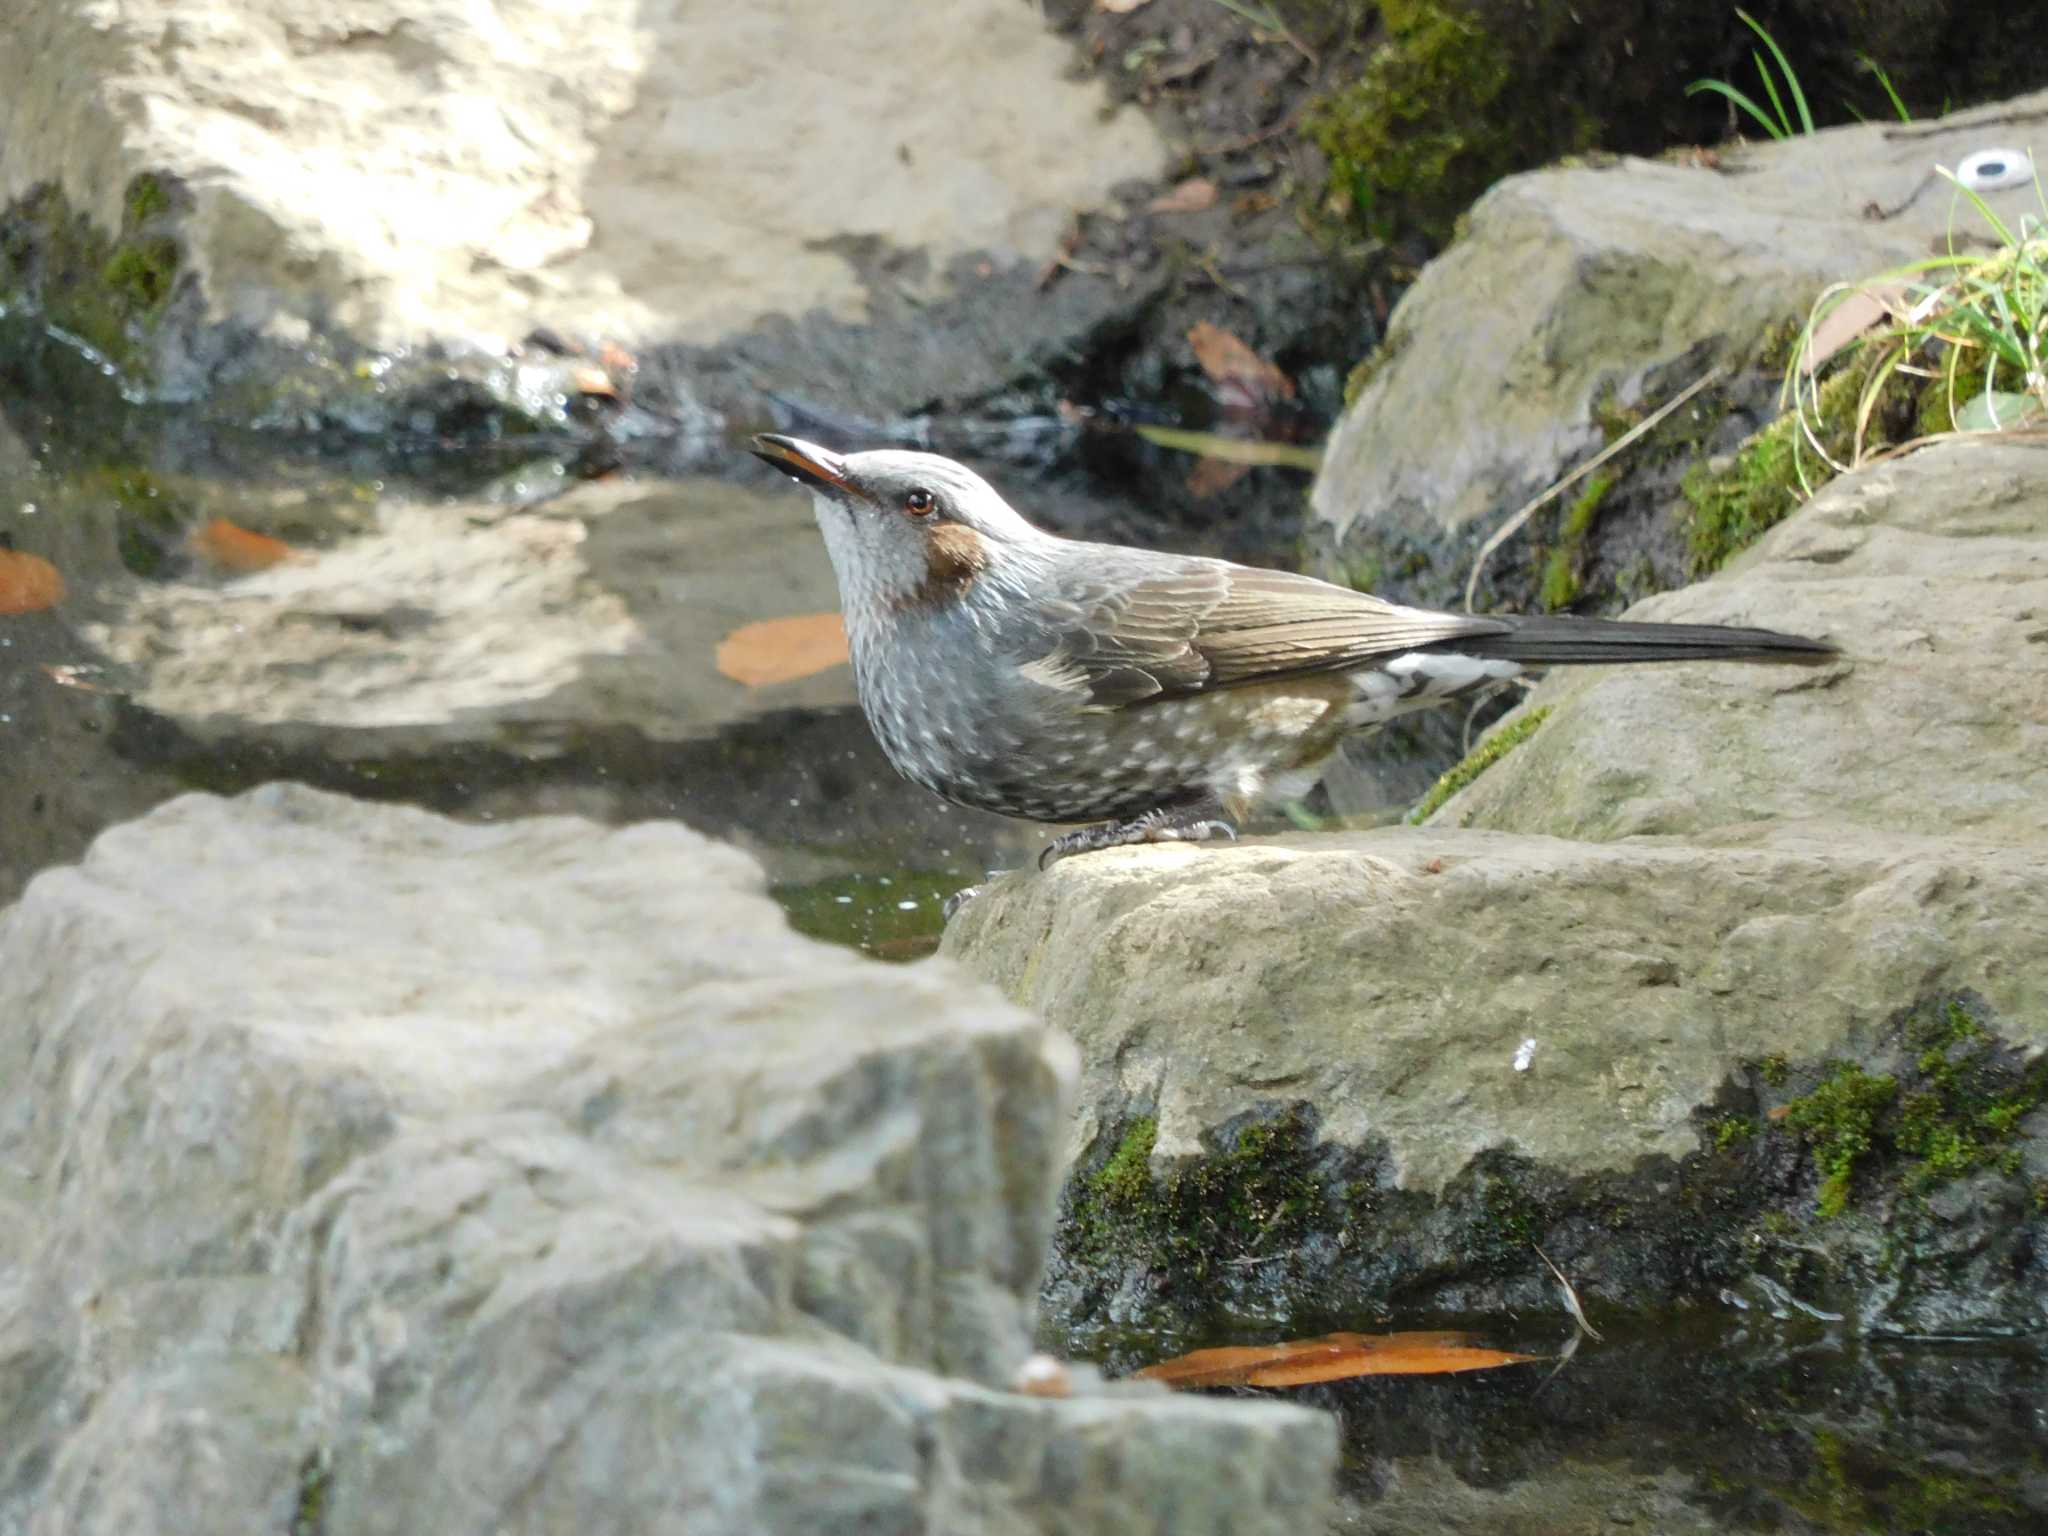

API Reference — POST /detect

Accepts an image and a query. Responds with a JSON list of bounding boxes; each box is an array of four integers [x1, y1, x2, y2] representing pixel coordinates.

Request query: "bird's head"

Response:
[[751, 435, 1049, 620]]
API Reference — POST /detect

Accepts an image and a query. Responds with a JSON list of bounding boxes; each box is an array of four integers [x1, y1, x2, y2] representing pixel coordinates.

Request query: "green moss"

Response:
[[1784, 1065, 1897, 1220], [1408, 705, 1550, 823], [291, 1452, 330, 1536], [1093, 1116, 1158, 1207], [1683, 331, 1929, 574], [1712, 1115, 1758, 1152], [101, 237, 180, 313], [1536, 471, 1612, 611], [1066, 1109, 1330, 1280], [1341, 328, 1409, 408], [1590, 390, 1643, 445], [1759, 1054, 1790, 1087], [1791, 1426, 2020, 1533], [0, 175, 183, 374], [1890, 998, 2043, 1187], [1309, 0, 1594, 239], [1678, 402, 1815, 574], [124, 173, 171, 226], [1776, 999, 2047, 1218]]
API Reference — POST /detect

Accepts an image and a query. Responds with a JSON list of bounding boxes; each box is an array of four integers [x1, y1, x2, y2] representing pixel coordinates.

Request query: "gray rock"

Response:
[[0, 785, 1332, 1533], [945, 440, 2048, 1338], [945, 827, 2048, 1193], [0, 0, 1162, 410], [1308, 90, 2048, 565], [1437, 439, 2048, 845]]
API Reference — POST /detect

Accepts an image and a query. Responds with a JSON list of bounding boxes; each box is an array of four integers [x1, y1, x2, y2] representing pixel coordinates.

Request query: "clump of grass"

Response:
[[1687, 9, 1814, 141], [1786, 158, 2047, 464], [1686, 158, 2046, 571]]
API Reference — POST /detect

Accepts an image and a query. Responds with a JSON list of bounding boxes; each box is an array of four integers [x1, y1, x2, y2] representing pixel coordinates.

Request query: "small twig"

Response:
[[1194, 105, 1306, 157], [1460, 678, 1532, 756], [1861, 169, 1937, 222], [1462, 365, 1729, 613], [1203, 0, 1319, 66], [1882, 105, 2048, 140], [1533, 1243, 1603, 1341]]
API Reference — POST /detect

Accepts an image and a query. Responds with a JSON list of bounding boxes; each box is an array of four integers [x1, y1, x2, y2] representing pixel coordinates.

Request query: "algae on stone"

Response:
[[1408, 705, 1549, 823]]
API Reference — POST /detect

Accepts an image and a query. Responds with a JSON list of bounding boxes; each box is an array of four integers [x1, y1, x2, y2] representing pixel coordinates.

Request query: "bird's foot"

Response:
[[1037, 805, 1239, 871], [941, 877, 998, 921]]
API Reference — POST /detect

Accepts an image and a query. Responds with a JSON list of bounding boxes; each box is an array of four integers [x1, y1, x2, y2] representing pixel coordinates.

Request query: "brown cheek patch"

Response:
[[896, 523, 989, 611]]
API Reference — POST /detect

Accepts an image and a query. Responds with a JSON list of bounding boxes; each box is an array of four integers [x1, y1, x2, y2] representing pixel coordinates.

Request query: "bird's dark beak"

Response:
[[751, 434, 862, 499]]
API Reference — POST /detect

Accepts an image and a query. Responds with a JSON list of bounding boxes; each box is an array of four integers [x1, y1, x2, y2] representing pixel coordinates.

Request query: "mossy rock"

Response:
[[0, 175, 189, 375], [1298, 0, 2046, 244]]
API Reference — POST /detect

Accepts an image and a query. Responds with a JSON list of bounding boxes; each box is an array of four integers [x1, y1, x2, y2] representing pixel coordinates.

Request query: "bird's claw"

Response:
[[1036, 810, 1239, 870]]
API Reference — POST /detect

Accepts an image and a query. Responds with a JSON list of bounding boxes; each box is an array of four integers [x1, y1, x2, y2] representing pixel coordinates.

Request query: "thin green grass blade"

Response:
[[1739, 9, 1814, 134], [1752, 50, 1792, 138], [1857, 52, 1911, 122], [1686, 79, 1787, 140], [1938, 169, 2018, 249]]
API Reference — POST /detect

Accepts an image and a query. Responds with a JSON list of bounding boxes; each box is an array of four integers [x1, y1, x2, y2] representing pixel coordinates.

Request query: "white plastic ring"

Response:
[[1955, 147, 2033, 192]]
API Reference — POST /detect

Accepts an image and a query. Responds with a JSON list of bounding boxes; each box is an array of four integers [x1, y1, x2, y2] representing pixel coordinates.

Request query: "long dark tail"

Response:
[[1454, 613, 1837, 666]]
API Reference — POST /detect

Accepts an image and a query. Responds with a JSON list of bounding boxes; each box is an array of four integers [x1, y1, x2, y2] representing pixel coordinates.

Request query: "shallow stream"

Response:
[[6, 311, 2042, 1534]]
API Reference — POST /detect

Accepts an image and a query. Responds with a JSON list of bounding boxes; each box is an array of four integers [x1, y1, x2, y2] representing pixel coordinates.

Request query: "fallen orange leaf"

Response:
[[189, 518, 296, 573], [1185, 455, 1251, 499], [716, 612, 850, 687], [1148, 177, 1219, 215], [0, 549, 65, 613], [1187, 320, 1295, 410], [1137, 1331, 1535, 1389]]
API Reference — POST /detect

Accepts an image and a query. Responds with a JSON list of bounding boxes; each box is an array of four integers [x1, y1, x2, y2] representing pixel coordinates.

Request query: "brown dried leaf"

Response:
[[1185, 455, 1250, 499], [1249, 1340, 1538, 1386], [716, 612, 850, 687], [0, 549, 66, 613], [1187, 320, 1294, 409], [189, 519, 297, 573], [1803, 284, 1910, 374], [1137, 1331, 1485, 1389], [1148, 177, 1219, 215]]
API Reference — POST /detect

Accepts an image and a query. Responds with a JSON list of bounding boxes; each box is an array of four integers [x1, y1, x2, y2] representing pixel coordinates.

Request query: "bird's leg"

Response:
[[1037, 795, 1238, 871]]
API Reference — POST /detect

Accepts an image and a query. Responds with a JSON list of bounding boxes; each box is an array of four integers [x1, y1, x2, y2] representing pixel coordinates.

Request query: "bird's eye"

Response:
[[904, 488, 935, 517]]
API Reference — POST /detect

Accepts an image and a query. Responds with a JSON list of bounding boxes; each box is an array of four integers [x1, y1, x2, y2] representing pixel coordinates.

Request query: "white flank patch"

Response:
[[1384, 651, 1523, 691]]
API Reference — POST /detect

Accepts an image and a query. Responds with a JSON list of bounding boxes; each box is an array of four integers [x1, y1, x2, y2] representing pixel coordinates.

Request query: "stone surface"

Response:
[[946, 826, 2048, 1192], [0, 785, 1333, 1533], [1439, 440, 2048, 845], [945, 440, 2048, 1339], [0, 0, 1162, 351], [1308, 91, 2048, 561]]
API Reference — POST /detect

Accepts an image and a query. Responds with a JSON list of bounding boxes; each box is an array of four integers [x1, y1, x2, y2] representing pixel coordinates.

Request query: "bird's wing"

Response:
[[1028, 553, 1510, 709]]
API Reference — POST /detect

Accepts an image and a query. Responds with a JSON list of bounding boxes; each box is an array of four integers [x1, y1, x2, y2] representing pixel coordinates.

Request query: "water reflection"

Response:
[[0, 316, 1463, 956], [1096, 1310, 2048, 1535]]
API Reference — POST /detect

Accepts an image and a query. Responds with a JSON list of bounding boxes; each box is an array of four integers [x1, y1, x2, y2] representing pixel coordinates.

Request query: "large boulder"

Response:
[[1439, 438, 2048, 844], [945, 440, 2048, 1344], [0, 784, 1334, 1533], [1307, 90, 2048, 599], [0, 0, 1165, 424]]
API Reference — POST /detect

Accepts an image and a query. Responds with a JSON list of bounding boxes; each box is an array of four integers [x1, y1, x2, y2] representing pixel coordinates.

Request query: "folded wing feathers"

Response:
[[1043, 555, 1509, 706]]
